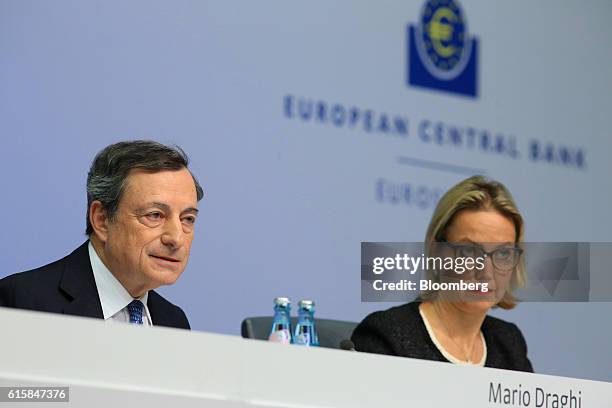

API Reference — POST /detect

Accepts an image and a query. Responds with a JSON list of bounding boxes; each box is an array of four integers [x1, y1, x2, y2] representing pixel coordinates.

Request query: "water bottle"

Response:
[[268, 297, 293, 344], [293, 300, 319, 346]]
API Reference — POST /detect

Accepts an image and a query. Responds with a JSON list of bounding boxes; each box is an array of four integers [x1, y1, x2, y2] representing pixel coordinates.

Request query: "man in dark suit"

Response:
[[0, 140, 204, 329]]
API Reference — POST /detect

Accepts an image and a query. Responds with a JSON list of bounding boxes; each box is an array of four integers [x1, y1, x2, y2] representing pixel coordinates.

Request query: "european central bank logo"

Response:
[[407, 0, 478, 97]]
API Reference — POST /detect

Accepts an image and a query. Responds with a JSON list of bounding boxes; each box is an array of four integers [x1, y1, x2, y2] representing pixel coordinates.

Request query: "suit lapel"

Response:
[[59, 241, 104, 319], [147, 290, 168, 327], [56, 242, 183, 327]]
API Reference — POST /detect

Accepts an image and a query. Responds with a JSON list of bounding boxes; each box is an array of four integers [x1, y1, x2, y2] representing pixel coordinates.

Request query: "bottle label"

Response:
[[294, 333, 311, 345], [268, 329, 291, 344]]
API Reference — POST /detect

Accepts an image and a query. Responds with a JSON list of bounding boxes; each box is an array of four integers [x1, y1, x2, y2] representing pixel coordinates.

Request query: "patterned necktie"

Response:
[[127, 300, 144, 325]]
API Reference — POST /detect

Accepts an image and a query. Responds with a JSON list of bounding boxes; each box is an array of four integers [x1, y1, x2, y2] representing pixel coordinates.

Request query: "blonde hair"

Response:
[[424, 175, 525, 309]]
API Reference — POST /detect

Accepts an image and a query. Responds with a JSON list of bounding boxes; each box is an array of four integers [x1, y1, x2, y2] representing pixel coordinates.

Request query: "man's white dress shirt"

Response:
[[88, 242, 153, 326]]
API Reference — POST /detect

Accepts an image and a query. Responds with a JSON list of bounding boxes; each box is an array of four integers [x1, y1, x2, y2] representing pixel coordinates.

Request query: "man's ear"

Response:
[[89, 201, 109, 243]]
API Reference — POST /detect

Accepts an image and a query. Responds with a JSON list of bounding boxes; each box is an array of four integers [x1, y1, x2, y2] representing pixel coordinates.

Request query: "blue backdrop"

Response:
[[1, 0, 611, 381]]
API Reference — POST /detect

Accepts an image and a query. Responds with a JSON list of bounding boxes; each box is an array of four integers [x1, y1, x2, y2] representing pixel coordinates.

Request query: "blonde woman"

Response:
[[352, 176, 533, 372]]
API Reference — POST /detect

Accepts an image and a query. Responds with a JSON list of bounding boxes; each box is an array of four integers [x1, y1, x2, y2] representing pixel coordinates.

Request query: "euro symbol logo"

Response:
[[427, 8, 459, 58]]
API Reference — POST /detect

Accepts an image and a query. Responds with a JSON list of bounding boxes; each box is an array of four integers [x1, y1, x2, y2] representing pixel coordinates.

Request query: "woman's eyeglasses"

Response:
[[438, 242, 523, 274]]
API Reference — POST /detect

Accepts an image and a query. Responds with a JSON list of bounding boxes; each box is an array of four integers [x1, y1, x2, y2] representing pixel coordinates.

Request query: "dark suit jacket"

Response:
[[352, 302, 533, 372], [0, 241, 190, 329]]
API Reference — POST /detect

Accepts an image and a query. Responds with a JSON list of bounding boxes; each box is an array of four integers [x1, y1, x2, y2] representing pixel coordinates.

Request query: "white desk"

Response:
[[0, 308, 609, 407]]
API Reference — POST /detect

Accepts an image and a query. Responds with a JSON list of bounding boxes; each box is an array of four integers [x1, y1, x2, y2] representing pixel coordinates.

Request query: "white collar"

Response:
[[419, 303, 487, 366], [88, 241, 150, 320]]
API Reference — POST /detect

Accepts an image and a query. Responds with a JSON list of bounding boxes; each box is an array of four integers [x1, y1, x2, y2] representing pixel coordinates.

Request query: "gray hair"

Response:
[[86, 140, 204, 235]]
